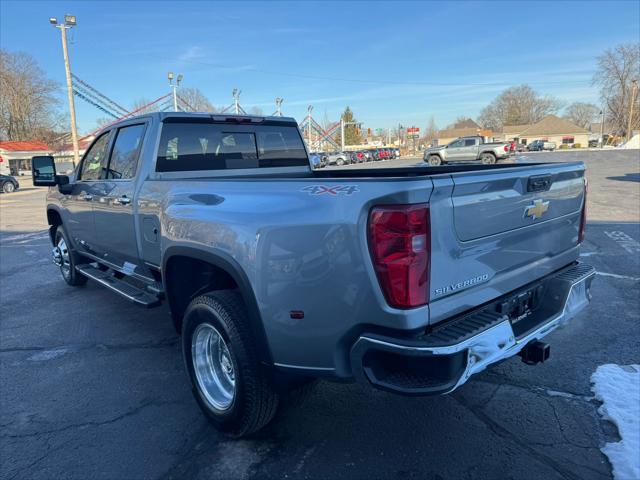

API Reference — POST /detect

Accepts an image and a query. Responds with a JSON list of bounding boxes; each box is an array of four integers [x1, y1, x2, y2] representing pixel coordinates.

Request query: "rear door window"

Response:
[[156, 121, 307, 172]]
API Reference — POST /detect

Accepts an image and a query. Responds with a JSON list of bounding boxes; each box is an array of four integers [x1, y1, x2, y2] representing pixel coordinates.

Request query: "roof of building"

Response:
[[436, 126, 494, 140], [450, 118, 480, 129], [519, 115, 588, 136], [502, 124, 532, 135], [0, 141, 51, 152], [437, 127, 483, 139]]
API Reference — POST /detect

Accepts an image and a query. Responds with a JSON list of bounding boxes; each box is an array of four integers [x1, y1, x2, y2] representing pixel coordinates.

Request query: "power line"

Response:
[[73, 89, 119, 118], [71, 74, 129, 115]]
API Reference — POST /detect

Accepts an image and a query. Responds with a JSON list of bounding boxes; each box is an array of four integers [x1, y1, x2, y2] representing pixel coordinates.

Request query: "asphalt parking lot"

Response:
[[1, 149, 638, 480]]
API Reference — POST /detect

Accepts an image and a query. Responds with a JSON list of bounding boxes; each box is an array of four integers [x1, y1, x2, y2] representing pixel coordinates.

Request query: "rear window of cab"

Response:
[[156, 121, 308, 172]]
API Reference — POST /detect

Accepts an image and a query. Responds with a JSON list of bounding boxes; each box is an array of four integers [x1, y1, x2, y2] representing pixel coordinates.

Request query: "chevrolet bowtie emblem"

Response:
[[524, 199, 550, 220]]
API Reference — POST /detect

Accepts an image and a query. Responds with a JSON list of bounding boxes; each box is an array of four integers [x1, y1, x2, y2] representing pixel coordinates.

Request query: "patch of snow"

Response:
[[591, 364, 640, 480], [28, 348, 69, 362], [619, 134, 640, 150]]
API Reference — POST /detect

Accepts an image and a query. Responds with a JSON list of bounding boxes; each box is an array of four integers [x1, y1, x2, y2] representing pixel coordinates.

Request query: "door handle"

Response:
[[83, 194, 93, 201], [117, 196, 131, 205]]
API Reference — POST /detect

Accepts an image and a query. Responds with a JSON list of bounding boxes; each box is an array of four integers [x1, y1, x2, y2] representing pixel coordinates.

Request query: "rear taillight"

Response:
[[504, 145, 509, 152], [368, 204, 430, 308], [579, 178, 587, 243]]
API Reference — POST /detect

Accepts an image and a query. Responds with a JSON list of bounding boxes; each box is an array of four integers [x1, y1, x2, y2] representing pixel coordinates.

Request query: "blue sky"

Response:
[[1, 1, 638, 134]]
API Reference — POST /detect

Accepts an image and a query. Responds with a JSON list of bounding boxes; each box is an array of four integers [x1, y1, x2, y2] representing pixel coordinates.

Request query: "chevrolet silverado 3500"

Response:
[[31, 113, 594, 437]]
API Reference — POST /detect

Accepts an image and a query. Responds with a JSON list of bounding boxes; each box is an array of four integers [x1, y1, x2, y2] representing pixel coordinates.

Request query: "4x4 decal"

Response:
[[301, 185, 359, 196]]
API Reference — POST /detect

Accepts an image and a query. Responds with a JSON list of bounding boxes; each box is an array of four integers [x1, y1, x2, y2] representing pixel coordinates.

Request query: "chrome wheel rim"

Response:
[[56, 237, 71, 279], [192, 323, 236, 411], [4, 183, 14, 193]]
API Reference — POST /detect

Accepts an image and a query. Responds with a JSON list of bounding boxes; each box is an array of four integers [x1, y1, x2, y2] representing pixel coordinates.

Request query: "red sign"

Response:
[[406, 127, 420, 134]]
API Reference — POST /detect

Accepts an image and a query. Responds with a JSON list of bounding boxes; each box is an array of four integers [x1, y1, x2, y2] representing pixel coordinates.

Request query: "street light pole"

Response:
[[168, 72, 183, 112], [50, 15, 79, 167], [599, 109, 605, 148], [307, 105, 313, 149]]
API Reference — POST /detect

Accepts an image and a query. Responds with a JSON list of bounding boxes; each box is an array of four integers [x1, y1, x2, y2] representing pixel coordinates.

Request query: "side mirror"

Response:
[[32, 156, 57, 186]]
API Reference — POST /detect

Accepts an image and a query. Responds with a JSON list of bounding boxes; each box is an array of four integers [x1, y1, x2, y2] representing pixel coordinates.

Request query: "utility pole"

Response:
[[50, 15, 79, 167], [627, 79, 638, 141], [340, 118, 345, 152], [168, 72, 183, 112]]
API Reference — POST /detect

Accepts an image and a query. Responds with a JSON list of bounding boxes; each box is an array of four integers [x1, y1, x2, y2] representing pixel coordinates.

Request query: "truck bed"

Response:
[[312, 162, 549, 178]]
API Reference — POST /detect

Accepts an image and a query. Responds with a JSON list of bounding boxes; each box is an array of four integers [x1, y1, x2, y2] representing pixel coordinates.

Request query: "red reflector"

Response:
[[579, 178, 587, 243], [289, 310, 305, 320], [504, 145, 509, 152], [368, 204, 430, 308]]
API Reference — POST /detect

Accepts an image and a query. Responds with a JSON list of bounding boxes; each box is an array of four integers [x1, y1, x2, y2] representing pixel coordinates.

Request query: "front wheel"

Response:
[[428, 155, 442, 166], [182, 291, 279, 437], [480, 153, 496, 164], [2, 182, 15, 193], [53, 227, 87, 286]]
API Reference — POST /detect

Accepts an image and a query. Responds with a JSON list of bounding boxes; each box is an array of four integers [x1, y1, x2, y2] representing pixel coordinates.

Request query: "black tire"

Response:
[[480, 152, 496, 164], [336, 158, 344, 166], [2, 182, 15, 193], [428, 155, 442, 166], [182, 291, 279, 437], [54, 226, 88, 286]]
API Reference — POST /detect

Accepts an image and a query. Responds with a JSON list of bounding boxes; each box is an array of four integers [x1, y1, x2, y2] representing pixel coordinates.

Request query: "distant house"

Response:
[[0, 141, 51, 176], [501, 115, 589, 147]]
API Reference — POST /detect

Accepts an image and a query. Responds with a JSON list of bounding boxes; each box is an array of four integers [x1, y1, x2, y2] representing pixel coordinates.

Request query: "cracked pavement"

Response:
[[1, 150, 638, 479]]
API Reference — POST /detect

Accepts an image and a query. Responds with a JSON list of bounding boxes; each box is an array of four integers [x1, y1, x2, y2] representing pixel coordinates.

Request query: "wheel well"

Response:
[[480, 151, 496, 157], [47, 209, 62, 243], [164, 255, 238, 326]]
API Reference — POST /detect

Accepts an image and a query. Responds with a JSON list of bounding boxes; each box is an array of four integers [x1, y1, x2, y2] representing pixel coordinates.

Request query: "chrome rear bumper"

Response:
[[350, 263, 595, 395]]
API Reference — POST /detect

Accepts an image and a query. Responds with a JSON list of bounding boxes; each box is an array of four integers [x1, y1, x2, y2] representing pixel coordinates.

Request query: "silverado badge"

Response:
[[524, 199, 550, 220]]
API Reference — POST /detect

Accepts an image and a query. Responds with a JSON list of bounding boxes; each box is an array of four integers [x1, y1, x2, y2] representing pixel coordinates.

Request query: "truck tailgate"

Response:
[[428, 162, 585, 324], [451, 162, 584, 241]]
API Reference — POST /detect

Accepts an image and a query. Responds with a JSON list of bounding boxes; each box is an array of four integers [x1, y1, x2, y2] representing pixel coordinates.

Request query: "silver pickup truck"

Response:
[[424, 135, 512, 165], [31, 113, 593, 437]]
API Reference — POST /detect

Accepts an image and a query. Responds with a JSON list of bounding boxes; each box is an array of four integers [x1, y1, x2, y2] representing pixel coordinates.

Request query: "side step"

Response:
[[76, 264, 161, 307]]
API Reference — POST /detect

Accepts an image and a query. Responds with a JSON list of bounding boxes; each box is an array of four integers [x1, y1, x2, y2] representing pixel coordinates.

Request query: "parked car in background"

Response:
[[350, 151, 365, 163], [0, 174, 19, 193], [516, 143, 528, 153], [423, 136, 512, 165], [369, 149, 382, 161], [394, 148, 400, 158], [529, 140, 557, 152], [326, 151, 351, 166], [312, 152, 328, 168]]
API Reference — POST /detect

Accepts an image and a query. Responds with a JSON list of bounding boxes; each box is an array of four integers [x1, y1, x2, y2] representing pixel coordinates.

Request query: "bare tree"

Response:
[[130, 98, 161, 115], [0, 50, 62, 141], [593, 43, 640, 136], [178, 87, 216, 112], [477, 85, 563, 130], [563, 102, 600, 129], [424, 116, 438, 141]]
